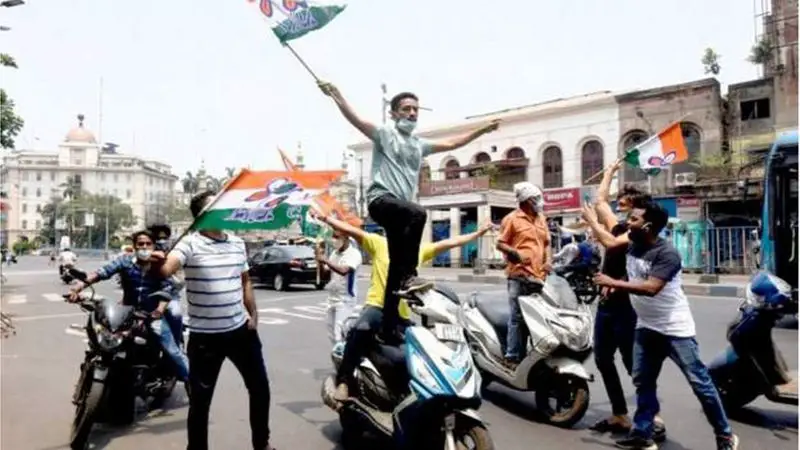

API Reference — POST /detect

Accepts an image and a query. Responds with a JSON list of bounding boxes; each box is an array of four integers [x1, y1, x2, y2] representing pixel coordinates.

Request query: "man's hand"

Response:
[[151, 303, 167, 319], [481, 119, 501, 134], [605, 159, 624, 176], [68, 282, 86, 303], [542, 262, 553, 274], [593, 273, 616, 287], [601, 286, 617, 298], [309, 203, 328, 222], [246, 315, 258, 330], [150, 250, 166, 261], [581, 203, 599, 225], [479, 220, 497, 234], [318, 81, 342, 101]]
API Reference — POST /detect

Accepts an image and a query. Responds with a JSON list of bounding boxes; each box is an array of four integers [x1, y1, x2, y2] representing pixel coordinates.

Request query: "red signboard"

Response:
[[543, 187, 581, 212], [677, 197, 700, 208], [419, 177, 490, 197]]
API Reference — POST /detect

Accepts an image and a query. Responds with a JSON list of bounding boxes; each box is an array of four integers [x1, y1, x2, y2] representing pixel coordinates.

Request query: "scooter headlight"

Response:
[[409, 351, 441, 395], [744, 282, 763, 307], [548, 317, 591, 351]]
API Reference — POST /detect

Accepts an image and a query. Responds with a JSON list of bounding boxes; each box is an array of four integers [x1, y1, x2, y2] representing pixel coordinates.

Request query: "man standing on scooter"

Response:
[[496, 182, 552, 368], [317, 80, 500, 343], [590, 200, 739, 450], [582, 162, 667, 441]]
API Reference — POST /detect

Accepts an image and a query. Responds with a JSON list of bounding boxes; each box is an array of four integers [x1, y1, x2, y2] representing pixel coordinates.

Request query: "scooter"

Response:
[[321, 287, 494, 450], [459, 274, 594, 428], [708, 270, 799, 411]]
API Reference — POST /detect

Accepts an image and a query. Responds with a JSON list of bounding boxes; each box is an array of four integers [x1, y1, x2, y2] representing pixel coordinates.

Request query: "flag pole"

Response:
[[582, 113, 692, 185], [283, 42, 321, 82]]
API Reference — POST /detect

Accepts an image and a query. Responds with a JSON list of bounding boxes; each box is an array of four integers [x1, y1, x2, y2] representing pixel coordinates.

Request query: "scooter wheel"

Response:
[[535, 374, 590, 429], [454, 424, 494, 450]]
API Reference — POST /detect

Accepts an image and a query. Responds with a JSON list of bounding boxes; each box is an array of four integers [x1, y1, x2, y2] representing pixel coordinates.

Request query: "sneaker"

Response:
[[589, 416, 632, 433], [615, 436, 657, 450], [397, 276, 433, 295], [333, 383, 349, 402], [716, 434, 739, 450], [653, 418, 667, 443]]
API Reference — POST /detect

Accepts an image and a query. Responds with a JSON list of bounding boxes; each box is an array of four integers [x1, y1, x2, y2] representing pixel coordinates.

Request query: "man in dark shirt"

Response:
[[581, 162, 665, 440]]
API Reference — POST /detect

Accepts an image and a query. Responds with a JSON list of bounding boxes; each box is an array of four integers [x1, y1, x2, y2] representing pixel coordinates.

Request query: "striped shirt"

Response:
[[171, 232, 250, 334]]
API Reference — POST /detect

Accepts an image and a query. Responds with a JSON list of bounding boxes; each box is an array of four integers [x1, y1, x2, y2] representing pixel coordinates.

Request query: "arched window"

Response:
[[473, 152, 491, 164], [622, 130, 649, 183], [542, 146, 563, 189], [672, 122, 702, 173], [506, 147, 525, 159], [581, 140, 604, 185], [444, 159, 460, 180]]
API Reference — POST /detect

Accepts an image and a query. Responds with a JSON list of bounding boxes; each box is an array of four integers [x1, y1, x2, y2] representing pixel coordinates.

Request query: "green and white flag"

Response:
[[252, 0, 346, 44]]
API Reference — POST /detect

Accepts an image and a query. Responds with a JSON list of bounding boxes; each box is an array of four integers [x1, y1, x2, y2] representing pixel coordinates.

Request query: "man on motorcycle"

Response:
[[68, 230, 190, 386], [310, 204, 495, 402], [58, 247, 78, 276], [495, 182, 552, 368], [148, 223, 184, 348]]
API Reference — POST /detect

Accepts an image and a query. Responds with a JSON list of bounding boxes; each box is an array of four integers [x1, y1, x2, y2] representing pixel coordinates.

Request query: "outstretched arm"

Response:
[[595, 160, 623, 231], [582, 204, 629, 249], [428, 120, 501, 154], [318, 81, 377, 141], [310, 205, 368, 246], [431, 221, 495, 254]]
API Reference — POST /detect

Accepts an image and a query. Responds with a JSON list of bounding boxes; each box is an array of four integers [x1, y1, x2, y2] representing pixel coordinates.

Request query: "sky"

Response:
[[1, 0, 762, 179]]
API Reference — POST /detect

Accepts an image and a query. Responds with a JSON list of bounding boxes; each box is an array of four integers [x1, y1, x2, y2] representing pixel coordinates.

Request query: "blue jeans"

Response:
[[631, 328, 732, 439], [594, 303, 637, 416], [504, 278, 537, 361], [153, 317, 190, 382]]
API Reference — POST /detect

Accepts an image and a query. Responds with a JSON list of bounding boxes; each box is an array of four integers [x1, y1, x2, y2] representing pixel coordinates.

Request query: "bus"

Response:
[[759, 130, 798, 292]]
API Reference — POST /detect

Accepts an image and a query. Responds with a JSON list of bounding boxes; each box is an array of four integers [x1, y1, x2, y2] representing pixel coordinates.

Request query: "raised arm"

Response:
[[310, 204, 368, 246], [318, 81, 377, 141], [431, 221, 495, 255], [582, 204, 629, 249], [428, 120, 501, 154], [595, 160, 623, 231]]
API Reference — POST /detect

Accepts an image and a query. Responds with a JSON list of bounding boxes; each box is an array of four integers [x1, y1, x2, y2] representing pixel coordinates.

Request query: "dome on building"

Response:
[[64, 114, 97, 143]]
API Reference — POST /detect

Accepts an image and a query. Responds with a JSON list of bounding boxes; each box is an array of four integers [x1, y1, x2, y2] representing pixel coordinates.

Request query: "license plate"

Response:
[[434, 323, 466, 343], [306, 262, 317, 268]]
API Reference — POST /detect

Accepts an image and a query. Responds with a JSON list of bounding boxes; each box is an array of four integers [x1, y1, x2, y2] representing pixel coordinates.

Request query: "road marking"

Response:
[[258, 307, 324, 321], [43, 293, 64, 302], [64, 328, 85, 338], [294, 305, 327, 314], [258, 317, 290, 325], [7, 295, 26, 304], [13, 312, 84, 322]]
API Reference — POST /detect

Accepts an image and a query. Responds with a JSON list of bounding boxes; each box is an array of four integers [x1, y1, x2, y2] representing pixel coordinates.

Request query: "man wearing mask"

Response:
[[68, 230, 190, 388], [591, 201, 738, 450], [582, 162, 667, 441], [148, 223, 185, 348], [317, 230, 363, 344], [152, 191, 274, 450], [317, 80, 500, 339], [496, 182, 552, 368]]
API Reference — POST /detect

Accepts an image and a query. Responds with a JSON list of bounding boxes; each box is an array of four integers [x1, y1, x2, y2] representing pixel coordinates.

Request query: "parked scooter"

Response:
[[321, 287, 493, 450], [458, 274, 594, 428], [708, 270, 798, 411]]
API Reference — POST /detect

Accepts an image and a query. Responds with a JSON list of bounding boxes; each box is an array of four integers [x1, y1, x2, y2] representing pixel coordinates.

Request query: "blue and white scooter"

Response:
[[321, 288, 494, 450], [708, 271, 799, 411]]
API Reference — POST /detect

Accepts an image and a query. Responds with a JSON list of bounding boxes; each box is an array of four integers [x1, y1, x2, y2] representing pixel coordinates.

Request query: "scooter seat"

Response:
[[476, 294, 510, 344]]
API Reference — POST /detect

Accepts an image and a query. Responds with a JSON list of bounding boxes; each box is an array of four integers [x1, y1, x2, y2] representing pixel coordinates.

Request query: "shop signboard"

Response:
[[543, 187, 581, 212]]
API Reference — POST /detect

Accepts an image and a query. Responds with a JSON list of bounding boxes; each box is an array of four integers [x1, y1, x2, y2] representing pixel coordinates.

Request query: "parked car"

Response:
[[248, 245, 329, 291]]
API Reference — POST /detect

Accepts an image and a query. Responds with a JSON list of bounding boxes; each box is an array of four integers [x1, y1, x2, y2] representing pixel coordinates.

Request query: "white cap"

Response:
[[514, 182, 542, 202]]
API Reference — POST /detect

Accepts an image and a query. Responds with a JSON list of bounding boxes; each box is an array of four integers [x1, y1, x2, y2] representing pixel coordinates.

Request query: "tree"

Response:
[[38, 193, 135, 248], [0, 53, 24, 150], [701, 48, 721, 76], [748, 37, 773, 66], [182, 171, 200, 195]]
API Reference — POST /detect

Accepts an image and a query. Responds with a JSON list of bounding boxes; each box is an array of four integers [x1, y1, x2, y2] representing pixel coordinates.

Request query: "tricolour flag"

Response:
[[192, 169, 345, 231], [622, 122, 688, 175], [252, 0, 346, 44]]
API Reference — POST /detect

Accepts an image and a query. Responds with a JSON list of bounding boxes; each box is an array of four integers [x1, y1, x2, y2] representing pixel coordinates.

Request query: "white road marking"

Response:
[[7, 294, 26, 304], [13, 312, 84, 321], [258, 317, 290, 325], [43, 293, 64, 302], [258, 307, 324, 321], [64, 328, 86, 338], [294, 305, 328, 314]]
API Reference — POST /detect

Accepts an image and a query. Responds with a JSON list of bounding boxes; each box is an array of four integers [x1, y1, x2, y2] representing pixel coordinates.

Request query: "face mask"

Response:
[[628, 223, 651, 244], [396, 118, 417, 134], [136, 249, 152, 262], [333, 238, 345, 249], [155, 239, 168, 250]]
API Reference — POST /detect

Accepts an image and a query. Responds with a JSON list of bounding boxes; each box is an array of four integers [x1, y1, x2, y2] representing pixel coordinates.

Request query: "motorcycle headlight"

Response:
[[95, 325, 124, 350]]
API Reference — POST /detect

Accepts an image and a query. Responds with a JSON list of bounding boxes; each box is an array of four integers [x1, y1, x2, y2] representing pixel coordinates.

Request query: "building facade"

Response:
[[348, 91, 620, 266], [0, 115, 177, 246]]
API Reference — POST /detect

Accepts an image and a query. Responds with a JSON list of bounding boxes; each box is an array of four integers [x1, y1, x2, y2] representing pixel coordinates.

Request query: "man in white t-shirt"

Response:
[[317, 230, 362, 344], [58, 247, 78, 276]]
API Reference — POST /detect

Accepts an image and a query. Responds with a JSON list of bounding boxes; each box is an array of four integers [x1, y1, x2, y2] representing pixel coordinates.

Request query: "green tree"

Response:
[[38, 193, 135, 248], [0, 53, 24, 150], [701, 48, 721, 76], [182, 171, 201, 195], [748, 37, 773, 66]]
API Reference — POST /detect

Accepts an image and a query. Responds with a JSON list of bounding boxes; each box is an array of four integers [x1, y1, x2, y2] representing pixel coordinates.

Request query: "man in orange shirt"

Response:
[[496, 182, 552, 367]]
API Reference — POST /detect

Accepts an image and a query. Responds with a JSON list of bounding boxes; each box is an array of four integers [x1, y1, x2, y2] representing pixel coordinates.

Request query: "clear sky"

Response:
[[1, 0, 761, 179]]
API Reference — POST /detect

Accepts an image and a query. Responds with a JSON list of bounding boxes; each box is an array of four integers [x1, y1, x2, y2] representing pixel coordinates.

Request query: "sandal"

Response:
[[589, 417, 631, 433]]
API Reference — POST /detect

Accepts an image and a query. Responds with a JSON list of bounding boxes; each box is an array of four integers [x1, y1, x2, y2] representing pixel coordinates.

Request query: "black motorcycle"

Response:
[[555, 264, 599, 304], [66, 269, 178, 450], [60, 264, 77, 284]]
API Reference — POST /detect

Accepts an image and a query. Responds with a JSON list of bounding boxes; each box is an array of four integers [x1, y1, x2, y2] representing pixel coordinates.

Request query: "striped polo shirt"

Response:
[[172, 232, 249, 333]]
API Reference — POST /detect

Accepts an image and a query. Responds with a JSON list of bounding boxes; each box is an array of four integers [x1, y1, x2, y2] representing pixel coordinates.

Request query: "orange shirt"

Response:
[[498, 209, 550, 280]]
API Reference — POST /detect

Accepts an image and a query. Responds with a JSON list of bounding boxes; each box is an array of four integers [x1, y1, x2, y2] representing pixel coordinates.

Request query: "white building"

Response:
[[0, 115, 177, 245], [348, 91, 620, 266]]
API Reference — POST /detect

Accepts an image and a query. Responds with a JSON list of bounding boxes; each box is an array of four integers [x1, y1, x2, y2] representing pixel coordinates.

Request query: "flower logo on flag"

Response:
[[647, 151, 677, 168], [251, 0, 307, 18], [244, 177, 304, 210]]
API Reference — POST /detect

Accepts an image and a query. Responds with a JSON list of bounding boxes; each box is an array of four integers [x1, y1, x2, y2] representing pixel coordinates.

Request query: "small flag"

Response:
[[622, 122, 688, 175], [253, 1, 346, 44]]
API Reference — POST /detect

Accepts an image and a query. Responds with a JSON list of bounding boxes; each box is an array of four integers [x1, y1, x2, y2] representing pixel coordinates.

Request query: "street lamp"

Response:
[[0, 0, 24, 8]]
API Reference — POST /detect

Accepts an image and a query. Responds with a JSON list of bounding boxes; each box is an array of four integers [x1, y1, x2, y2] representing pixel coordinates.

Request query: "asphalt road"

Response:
[[1, 257, 797, 450]]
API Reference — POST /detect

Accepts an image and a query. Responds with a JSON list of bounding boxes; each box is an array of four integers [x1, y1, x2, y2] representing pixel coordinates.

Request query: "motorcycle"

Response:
[[554, 263, 600, 305], [65, 269, 178, 450], [321, 286, 493, 450], [60, 264, 77, 284], [708, 270, 799, 411], [458, 274, 594, 428]]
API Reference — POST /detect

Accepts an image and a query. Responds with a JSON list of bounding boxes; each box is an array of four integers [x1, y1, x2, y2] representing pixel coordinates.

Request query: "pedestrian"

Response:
[[590, 200, 738, 450], [154, 190, 275, 450], [317, 79, 499, 338], [317, 229, 363, 345], [581, 161, 667, 441], [495, 182, 552, 368]]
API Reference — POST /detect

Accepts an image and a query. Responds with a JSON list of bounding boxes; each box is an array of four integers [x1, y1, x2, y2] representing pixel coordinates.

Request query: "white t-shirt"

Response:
[[59, 251, 78, 265], [171, 232, 249, 334], [326, 244, 362, 305], [626, 239, 696, 337]]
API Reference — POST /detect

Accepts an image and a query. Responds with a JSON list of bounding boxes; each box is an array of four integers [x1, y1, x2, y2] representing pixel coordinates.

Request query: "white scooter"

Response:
[[458, 274, 594, 428]]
